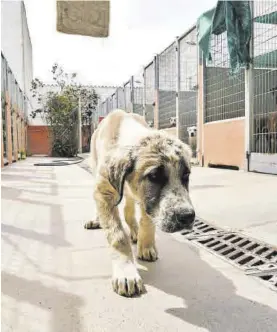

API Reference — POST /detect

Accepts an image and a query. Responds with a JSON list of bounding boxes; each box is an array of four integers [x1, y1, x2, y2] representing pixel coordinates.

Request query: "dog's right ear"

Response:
[[106, 149, 136, 206]]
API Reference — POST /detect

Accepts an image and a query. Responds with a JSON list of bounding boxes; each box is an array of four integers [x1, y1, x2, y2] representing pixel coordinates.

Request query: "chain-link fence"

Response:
[[204, 31, 245, 123], [133, 73, 144, 116], [117, 87, 125, 109], [95, 0, 276, 174], [111, 92, 117, 110], [178, 27, 198, 150], [158, 43, 177, 129], [124, 80, 132, 113], [252, 1, 277, 154], [94, 27, 198, 144], [107, 95, 114, 114]]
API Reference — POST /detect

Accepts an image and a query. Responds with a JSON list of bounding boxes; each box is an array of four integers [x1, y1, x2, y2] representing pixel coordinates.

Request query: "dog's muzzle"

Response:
[[161, 209, 195, 233]]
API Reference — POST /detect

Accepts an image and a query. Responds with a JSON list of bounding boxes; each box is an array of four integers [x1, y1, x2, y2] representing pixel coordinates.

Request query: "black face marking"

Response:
[[143, 165, 168, 215], [144, 183, 162, 215], [179, 157, 190, 188], [146, 165, 168, 186]]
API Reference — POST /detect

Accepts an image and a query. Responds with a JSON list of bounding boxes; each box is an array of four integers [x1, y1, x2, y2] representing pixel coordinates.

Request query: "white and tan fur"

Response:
[[85, 109, 195, 297]]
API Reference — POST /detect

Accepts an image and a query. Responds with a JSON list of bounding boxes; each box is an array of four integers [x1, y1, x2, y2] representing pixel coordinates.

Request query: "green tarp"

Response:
[[197, 1, 277, 74], [254, 11, 277, 24], [254, 50, 277, 68], [197, 1, 252, 74]]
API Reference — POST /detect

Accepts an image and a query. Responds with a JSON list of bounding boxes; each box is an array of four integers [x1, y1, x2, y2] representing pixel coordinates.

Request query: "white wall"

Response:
[[29, 84, 119, 125], [21, 2, 33, 100], [1, 0, 33, 100], [29, 85, 60, 125], [92, 86, 118, 101]]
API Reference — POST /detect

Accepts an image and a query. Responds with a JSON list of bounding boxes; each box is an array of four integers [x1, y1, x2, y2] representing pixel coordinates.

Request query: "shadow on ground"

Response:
[[140, 233, 277, 332], [1, 271, 85, 332]]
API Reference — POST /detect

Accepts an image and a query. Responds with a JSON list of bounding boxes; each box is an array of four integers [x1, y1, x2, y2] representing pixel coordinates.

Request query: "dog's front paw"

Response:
[[84, 220, 100, 229], [130, 228, 138, 244], [138, 245, 158, 262], [112, 262, 144, 297]]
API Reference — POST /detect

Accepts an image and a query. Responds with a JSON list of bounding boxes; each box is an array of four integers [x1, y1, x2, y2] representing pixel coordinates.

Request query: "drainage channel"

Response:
[[182, 218, 277, 292]]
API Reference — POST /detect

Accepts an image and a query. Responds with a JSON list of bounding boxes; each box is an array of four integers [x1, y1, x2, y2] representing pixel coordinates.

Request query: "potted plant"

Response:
[[20, 150, 26, 160]]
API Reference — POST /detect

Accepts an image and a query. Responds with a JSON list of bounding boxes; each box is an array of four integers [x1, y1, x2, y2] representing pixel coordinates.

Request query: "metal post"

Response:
[[197, 47, 206, 167], [116, 88, 119, 109], [78, 96, 82, 154], [130, 76, 134, 113], [123, 84, 126, 111], [244, 1, 254, 172], [175, 37, 180, 139], [142, 68, 146, 119], [154, 55, 159, 129]]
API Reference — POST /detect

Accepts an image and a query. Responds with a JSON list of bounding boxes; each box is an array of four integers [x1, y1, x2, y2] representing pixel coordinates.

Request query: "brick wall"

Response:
[[27, 126, 51, 156]]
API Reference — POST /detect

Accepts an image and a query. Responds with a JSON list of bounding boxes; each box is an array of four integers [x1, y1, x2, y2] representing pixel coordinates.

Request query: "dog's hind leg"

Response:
[[84, 183, 101, 229], [84, 215, 100, 229], [84, 171, 101, 229], [137, 207, 158, 262], [124, 195, 138, 243]]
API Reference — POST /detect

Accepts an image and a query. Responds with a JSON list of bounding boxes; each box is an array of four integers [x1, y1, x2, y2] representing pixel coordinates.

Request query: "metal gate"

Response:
[[133, 73, 144, 116], [158, 42, 176, 129], [250, 1, 277, 174]]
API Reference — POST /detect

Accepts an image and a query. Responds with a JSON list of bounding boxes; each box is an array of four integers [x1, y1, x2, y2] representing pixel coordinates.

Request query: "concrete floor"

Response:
[[189, 166, 277, 246], [1, 157, 277, 332]]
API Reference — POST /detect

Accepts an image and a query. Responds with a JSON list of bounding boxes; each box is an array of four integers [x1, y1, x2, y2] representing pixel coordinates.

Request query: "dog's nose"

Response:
[[176, 210, 195, 227]]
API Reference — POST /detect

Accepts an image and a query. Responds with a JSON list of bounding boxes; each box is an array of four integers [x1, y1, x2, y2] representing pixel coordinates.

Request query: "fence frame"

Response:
[[175, 36, 180, 139], [130, 75, 134, 113], [142, 67, 146, 118], [248, 1, 277, 174], [245, 0, 254, 171], [143, 59, 155, 126], [154, 54, 159, 129]]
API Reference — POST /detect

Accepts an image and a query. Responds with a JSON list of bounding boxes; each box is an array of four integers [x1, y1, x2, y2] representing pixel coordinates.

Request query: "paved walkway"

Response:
[[1, 157, 277, 332], [189, 166, 277, 246]]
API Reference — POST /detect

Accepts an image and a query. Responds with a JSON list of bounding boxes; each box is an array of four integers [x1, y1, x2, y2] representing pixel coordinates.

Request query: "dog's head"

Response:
[[106, 132, 195, 233]]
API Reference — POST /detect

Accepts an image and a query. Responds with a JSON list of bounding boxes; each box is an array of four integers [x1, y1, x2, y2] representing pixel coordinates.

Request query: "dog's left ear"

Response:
[[108, 149, 136, 206]]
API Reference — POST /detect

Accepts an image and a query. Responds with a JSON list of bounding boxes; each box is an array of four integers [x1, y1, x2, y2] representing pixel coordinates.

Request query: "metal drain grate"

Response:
[[183, 218, 277, 291], [181, 218, 225, 239]]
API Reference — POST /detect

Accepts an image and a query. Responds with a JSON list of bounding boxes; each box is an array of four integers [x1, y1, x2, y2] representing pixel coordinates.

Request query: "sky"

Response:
[[24, 0, 216, 86]]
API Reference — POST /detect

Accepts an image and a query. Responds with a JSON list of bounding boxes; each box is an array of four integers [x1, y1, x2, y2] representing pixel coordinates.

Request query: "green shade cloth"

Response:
[[198, 2, 277, 74], [197, 1, 252, 74], [254, 50, 277, 68], [254, 11, 277, 24]]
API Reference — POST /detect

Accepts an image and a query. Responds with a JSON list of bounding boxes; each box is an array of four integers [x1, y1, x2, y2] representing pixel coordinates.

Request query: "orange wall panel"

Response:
[[27, 126, 51, 156], [203, 118, 245, 169]]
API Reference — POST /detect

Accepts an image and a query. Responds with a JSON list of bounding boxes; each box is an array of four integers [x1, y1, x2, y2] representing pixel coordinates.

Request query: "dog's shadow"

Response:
[[138, 232, 277, 332]]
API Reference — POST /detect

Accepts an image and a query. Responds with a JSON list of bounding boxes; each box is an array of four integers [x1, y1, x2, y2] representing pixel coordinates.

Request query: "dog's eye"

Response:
[[148, 172, 158, 182], [181, 172, 190, 184], [147, 166, 167, 184]]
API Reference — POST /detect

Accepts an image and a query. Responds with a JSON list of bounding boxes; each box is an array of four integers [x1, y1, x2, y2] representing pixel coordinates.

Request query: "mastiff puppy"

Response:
[[84, 109, 195, 297]]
